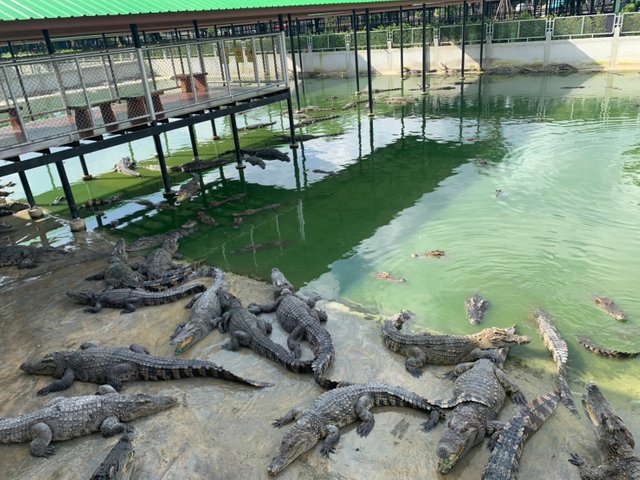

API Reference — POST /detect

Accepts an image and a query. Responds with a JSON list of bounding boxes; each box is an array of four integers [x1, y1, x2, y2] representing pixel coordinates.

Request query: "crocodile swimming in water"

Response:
[[532, 308, 578, 416], [20, 343, 272, 394], [423, 358, 527, 474], [569, 383, 640, 479], [577, 337, 640, 359], [267, 382, 439, 476], [217, 289, 313, 374], [0, 385, 175, 457], [481, 390, 561, 480], [466, 294, 490, 325], [249, 268, 336, 389], [382, 313, 530, 376], [0, 244, 72, 269], [170, 267, 225, 354], [114, 157, 141, 177], [594, 296, 628, 322], [90, 433, 135, 480], [176, 174, 200, 203], [66, 283, 206, 313]]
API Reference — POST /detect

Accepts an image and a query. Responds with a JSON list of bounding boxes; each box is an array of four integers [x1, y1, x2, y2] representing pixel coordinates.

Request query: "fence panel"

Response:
[[621, 11, 640, 35], [553, 14, 615, 38], [493, 19, 546, 41]]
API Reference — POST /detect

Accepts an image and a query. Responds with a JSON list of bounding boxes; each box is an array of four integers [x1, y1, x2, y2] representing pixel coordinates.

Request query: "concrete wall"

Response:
[[294, 35, 640, 75]]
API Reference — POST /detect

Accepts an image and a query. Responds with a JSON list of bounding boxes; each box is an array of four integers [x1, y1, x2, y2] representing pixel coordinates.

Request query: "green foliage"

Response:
[[622, 3, 638, 12]]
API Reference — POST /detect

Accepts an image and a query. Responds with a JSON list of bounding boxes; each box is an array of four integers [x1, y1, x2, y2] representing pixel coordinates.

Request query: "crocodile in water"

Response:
[[20, 343, 272, 394], [577, 337, 640, 359], [594, 296, 628, 321], [466, 294, 490, 325], [481, 390, 560, 480], [569, 383, 640, 479], [382, 313, 530, 376], [0, 385, 174, 457], [267, 382, 438, 475]]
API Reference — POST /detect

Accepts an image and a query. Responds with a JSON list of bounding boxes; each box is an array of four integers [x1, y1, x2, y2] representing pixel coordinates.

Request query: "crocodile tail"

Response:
[[558, 367, 578, 416], [314, 375, 344, 390], [380, 319, 409, 351], [254, 338, 314, 374], [526, 390, 561, 431], [165, 284, 207, 302], [183, 362, 272, 388]]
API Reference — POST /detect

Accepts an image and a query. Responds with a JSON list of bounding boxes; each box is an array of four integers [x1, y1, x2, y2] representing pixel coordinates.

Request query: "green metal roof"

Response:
[[0, 0, 401, 21]]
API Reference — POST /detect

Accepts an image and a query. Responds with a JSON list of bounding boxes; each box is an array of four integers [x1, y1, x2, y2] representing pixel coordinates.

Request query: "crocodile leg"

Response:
[[36, 368, 76, 396], [248, 301, 277, 314], [355, 394, 375, 437], [273, 408, 303, 427], [106, 363, 138, 391], [485, 420, 507, 437], [100, 416, 133, 436], [120, 300, 138, 314], [568, 453, 606, 479], [320, 425, 340, 456], [315, 309, 328, 323], [405, 347, 427, 377], [85, 302, 103, 313], [29, 423, 55, 457], [222, 331, 252, 351], [185, 293, 202, 309], [170, 323, 185, 340], [80, 342, 98, 349], [442, 361, 476, 380], [469, 348, 502, 364], [85, 271, 105, 281], [256, 317, 273, 335], [494, 368, 527, 405], [287, 325, 306, 359]]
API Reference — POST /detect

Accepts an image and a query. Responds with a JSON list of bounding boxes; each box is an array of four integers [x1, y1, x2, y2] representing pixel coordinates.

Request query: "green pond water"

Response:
[[7, 72, 640, 437]]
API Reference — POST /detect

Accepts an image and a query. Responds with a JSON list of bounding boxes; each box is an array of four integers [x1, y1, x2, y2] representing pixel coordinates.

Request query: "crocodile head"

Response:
[[66, 289, 98, 305], [20, 351, 67, 377], [436, 409, 483, 474], [171, 322, 209, 354], [583, 383, 635, 452], [110, 238, 128, 261], [267, 419, 321, 476], [216, 288, 242, 310], [115, 392, 178, 420], [161, 234, 180, 254], [271, 267, 295, 297], [473, 326, 531, 349]]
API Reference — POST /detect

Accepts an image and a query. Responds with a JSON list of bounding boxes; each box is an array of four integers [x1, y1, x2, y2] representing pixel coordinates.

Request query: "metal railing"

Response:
[[492, 19, 547, 42], [552, 14, 616, 39], [0, 33, 287, 153], [621, 11, 640, 35]]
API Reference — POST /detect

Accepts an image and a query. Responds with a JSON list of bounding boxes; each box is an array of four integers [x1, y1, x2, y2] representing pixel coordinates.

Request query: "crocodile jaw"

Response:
[[436, 426, 479, 474], [19, 354, 58, 375], [118, 393, 177, 420]]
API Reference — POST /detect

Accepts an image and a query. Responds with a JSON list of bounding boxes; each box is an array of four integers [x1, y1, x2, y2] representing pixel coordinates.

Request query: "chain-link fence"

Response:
[[493, 19, 547, 41], [0, 33, 286, 154], [391, 27, 435, 47], [621, 11, 640, 35], [439, 24, 484, 44], [553, 14, 615, 38]]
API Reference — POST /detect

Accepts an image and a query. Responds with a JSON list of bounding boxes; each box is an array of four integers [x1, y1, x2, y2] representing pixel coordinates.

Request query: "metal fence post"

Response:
[[74, 57, 94, 128], [185, 44, 197, 100], [252, 37, 261, 87], [220, 40, 233, 96], [1, 65, 29, 141], [279, 32, 289, 87]]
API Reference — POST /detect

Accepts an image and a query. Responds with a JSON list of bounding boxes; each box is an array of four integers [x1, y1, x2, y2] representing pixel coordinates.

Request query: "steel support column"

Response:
[[286, 93, 298, 148], [210, 110, 220, 140], [287, 14, 301, 111], [229, 114, 244, 169], [188, 123, 199, 158], [421, 4, 427, 94], [400, 7, 404, 78], [152, 133, 173, 197], [296, 18, 306, 94], [461, 1, 467, 80], [16, 165, 36, 208], [54, 160, 78, 218], [352, 10, 361, 93], [365, 9, 374, 116], [480, 0, 486, 71]]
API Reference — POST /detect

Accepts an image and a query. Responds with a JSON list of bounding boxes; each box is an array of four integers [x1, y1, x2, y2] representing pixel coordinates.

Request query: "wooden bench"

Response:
[[121, 90, 164, 121], [174, 73, 208, 93], [0, 105, 23, 134], [68, 100, 118, 130]]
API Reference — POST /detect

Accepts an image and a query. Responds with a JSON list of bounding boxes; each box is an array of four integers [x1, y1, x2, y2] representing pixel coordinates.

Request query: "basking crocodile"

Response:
[[114, 156, 141, 178], [423, 358, 527, 474], [126, 226, 197, 252], [249, 268, 335, 388], [0, 244, 71, 269], [270, 266, 295, 298], [466, 294, 490, 325], [382, 314, 530, 376], [170, 267, 225, 354], [20, 343, 272, 394], [594, 296, 628, 322], [176, 174, 200, 203], [66, 283, 206, 313], [532, 308, 578, 416], [481, 391, 560, 480], [0, 385, 175, 457], [267, 382, 438, 475], [143, 234, 194, 279], [90, 433, 135, 480], [577, 337, 640, 359], [217, 290, 313, 374], [569, 383, 640, 479]]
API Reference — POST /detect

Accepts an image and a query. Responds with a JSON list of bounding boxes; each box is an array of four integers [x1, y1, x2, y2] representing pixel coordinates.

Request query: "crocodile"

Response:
[[197, 211, 218, 225], [411, 249, 445, 258], [267, 382, 439, 476], [176, 174, 200, 203], [294, 115, 340, 129], [143, 234, 193, 279], [423, 358, 527, 474], [216, 289, 313, 374], [594, 296, 628, 321], [20, 343, 272, 394], [465, 294, 490, 325], [66, 283, 206, 313], [126, 226, 196, 252], [208, 193, 247, 208], [577, 337, 640, 359], [237, 121, 277, 132], [0, 244, 72, 269], [532, 308, 578, 416], [170, 157, 234, 173], [270, 266, 296, 298], [248, 268, 335, 388], [90, 433, 135, 480], [114, 157, 141, 177], [170, 267, 225, 354], [481, 391, 560, 480], [221, 148, 291, 163], [242, 155, 266, 169], [374, 271, 406, 283], [568, 383, 640, 479], [0, 385, 175, 457], [382, 314, 531, 376]]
